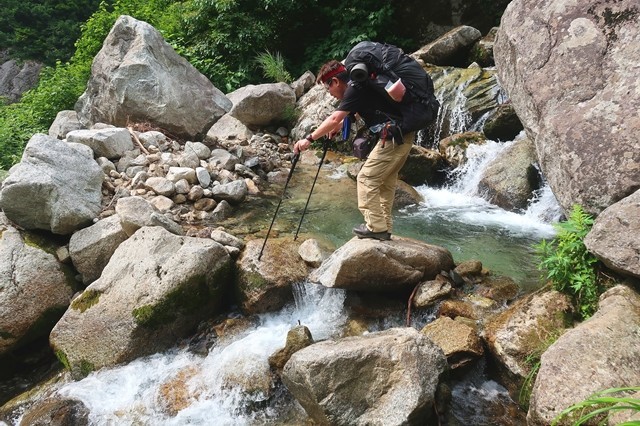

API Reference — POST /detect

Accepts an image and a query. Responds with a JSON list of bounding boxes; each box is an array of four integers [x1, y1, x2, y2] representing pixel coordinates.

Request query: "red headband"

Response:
[[320, 64, 347, 83]]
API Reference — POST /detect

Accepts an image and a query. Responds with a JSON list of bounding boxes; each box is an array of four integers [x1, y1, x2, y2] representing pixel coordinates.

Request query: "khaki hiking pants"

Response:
[[356, 131, 415, 233]]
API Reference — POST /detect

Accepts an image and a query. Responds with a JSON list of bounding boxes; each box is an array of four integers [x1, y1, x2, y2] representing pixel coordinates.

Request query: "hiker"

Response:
[[294, 50, 436, 241]]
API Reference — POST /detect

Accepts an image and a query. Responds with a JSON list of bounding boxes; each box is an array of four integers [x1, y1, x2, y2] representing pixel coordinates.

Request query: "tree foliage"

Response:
[[0, 0, 104, 65]]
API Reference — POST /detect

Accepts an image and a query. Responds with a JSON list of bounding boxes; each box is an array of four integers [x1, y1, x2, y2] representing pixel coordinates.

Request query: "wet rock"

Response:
[[438, 132, 486, 168], [482, 103, 524, 142], [309, 236, 454, 292], [268, 325, 314, 372], [478, 137, 539, 211], [19, 397, 89, 426], [421, 316, 483, 369], [475, 275, 519, 304], [399, 145, 447, 186], [282, 327, 447, 425], [157, 366, 200, 416], [297, 238, 329, 268], [413, 274, 453, 308], [235, 238, 309, 314]]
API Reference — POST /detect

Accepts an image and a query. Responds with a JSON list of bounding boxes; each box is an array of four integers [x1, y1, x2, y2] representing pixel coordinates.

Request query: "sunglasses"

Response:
[[323, 77, 336, 89]]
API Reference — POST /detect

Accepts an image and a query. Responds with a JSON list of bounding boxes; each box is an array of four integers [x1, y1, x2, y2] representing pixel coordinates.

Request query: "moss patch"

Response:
[[71, 289, 101, 312], [79, 359, 95, 377], [55, 349, 70, 370], [132, 263, 231, 329]]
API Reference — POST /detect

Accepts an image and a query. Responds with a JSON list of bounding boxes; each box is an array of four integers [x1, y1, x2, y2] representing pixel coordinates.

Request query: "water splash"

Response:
[[50, 283, 347, 425]]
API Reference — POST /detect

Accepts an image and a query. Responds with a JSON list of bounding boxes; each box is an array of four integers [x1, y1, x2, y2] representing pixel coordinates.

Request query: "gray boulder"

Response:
[[0, 214, 75, 355], [211, 179, 248, 205], [412, 25, 482, 66], [69, 215, 128, 284], [75, 15, 231, 140], [66, 128, 134, 160], [205, 114, 254, 143], [290, 70, 315, 99], [584, 190, 640, 279], [50, 226, 232, 377], [309, 236, 454, 292], [478, 137, 539, 211], [528, 285, 640, 425], [49, 110, 84, 140], [494, 0, 640, 215], [0, 134, 103, 235], [282, 327, 447, 426], [115, 196, 184, 236], [228, 83, 296, 128]]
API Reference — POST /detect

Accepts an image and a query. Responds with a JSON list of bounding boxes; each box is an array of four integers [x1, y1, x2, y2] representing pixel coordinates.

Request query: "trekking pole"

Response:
[[294, 138, 329, 241], [258, 153, 300, 261]]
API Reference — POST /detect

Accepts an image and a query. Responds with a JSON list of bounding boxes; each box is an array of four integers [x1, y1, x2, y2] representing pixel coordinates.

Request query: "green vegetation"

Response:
[[71, 289, 102, 312], [519, 329, 563, 408], [256, 51, 292, 83], [536, 205, 602, 320], [552, 387, 640, 425]]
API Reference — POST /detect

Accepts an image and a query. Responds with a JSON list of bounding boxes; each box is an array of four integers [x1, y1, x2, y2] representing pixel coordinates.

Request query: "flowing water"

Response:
[[3, 69, 566, 424]]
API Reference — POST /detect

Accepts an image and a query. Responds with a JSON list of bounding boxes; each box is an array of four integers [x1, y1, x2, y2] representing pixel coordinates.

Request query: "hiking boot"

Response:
[[352, 224, 391, 241]]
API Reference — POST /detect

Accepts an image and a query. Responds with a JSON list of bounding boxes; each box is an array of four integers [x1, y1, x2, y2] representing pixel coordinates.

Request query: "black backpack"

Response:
[[344, 41, 440, 135]]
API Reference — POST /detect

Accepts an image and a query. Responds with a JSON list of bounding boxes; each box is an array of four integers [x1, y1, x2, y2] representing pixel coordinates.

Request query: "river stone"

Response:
[[281, 327, 447, 426], [268, 325, 314, 371], [76, 16, 231, 140], [477, 137, 539, 211], [399, 145, 446, 187], [413, 274, 453, 308], [235, 238, 309, 314], [527, 285, 640, 426], [421, 316, 483, 369], [18, 397, 89, 426], [484, 290, 573, 397], [482, 103, 524, 142], [494, 0, 640, 215], [0, 214, 75, 355], [309, 236, 454, 292], [115, 196, 183, 236], [65, 128, 134, 160], [68, 215, 128, 285], [0, 134, 103, 235], [297, 238, 327, 268], [205, 114, 254, 143], [50, 226, 232, 377], [584, 190, 640, 279], [211, 180, 248, 205]]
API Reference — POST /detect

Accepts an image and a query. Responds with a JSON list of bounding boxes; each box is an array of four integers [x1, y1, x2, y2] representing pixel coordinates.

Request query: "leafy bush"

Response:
[[552, 387, 640, 425], [535, 205, 601, 320]]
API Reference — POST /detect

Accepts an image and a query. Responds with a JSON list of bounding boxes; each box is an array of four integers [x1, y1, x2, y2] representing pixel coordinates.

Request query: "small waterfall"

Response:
[[44, 283, 347, 425]]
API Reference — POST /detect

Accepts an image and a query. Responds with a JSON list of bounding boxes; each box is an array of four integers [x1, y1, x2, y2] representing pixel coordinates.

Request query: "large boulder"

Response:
[[205, 114, 254, 144], [421, 316, 484, 369], [0, 214, 75, 355], [50, 226, 232, 377], [494, 0, 640, 215], [584, 190, 640, 279], [477, 137, 539, 211], [48, 110, 84, 140], [527, 285, 640, 425], [309, 236, 454, 292], [75, 15, 231, 140], [0, 134, 103, 235], [282, 327, 447, 425], [399, 145, 447, 186], [227, 83, 296, 128]]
